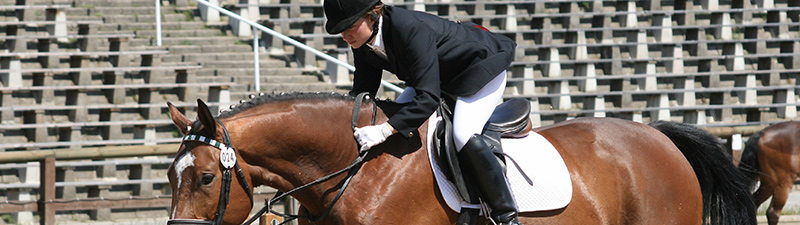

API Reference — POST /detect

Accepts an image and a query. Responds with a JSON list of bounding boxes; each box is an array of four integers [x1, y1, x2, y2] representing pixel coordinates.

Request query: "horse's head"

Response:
[[166, 99, 254, 225]]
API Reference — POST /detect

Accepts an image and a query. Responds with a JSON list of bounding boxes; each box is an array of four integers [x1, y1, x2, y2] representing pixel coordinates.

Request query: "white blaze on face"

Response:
[[171, 152, 196, 218]]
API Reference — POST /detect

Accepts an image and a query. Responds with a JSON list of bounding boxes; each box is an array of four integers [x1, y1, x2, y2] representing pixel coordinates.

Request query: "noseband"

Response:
[[167, 119, 253, 225]]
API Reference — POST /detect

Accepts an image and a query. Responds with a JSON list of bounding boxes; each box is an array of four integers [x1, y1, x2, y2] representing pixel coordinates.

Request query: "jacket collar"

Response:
[[381, 6, 397, 73]]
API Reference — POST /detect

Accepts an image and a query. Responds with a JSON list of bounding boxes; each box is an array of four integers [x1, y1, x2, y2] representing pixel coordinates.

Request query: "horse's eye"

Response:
[[200, 173, 215, 186]]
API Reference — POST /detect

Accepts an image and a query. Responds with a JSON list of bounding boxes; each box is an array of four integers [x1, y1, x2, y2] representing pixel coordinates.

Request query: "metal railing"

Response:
[[156, 0, 403, 93]]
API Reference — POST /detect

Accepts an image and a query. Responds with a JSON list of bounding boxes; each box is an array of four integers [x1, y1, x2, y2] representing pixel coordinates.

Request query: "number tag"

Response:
[[220, 147, 236, 169]]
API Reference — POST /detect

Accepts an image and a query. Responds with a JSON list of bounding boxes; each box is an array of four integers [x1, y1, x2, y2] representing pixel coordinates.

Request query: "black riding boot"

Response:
[[459, 134, 521, 225]]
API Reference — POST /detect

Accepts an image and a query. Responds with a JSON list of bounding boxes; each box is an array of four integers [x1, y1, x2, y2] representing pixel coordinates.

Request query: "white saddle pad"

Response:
[[425, 113, 572, 213]]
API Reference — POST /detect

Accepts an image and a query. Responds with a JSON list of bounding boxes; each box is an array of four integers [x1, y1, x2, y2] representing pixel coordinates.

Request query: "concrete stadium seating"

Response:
[[223, 0, 800, 127], [0, 0, 798, 223]]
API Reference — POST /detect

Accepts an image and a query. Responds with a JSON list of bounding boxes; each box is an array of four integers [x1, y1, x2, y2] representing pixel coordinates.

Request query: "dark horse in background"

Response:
[[166, 92, 755, 225], [739, 121, 800, 225]]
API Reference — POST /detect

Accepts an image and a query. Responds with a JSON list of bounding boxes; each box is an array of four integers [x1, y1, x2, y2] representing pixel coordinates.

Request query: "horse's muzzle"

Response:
[[166, 219, 214, 225]]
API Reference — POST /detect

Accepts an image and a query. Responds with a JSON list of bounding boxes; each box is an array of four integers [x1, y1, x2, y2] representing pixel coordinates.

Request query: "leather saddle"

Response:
[[374, 97, 532, 202], [433, 98, 532, 204], [375, 97, 532, 224]]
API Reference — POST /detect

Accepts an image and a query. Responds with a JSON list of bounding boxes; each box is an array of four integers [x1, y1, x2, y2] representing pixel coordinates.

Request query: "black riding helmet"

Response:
[[324, 0, 380, 34]]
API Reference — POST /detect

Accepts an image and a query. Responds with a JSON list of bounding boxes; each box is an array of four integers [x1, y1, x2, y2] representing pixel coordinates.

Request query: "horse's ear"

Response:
[[196, 99, 217, 136], [168, 102, 192, 135]]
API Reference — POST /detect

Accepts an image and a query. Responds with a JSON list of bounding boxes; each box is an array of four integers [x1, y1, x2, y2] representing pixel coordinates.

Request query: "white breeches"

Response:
[[395, 71, 507, 151]]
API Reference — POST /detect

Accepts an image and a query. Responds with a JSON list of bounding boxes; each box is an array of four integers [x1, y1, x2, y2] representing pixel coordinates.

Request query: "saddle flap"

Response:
[[434, 105, 481, 204], [427, 112, 573, 214]]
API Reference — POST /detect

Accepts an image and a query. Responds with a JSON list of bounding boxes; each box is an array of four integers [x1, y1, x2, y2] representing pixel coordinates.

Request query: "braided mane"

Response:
[[217, 92, 355, 118]]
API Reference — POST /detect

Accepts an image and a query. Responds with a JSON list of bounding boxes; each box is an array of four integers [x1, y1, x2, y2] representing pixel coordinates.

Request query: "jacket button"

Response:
[[407, 132, 414, 137]]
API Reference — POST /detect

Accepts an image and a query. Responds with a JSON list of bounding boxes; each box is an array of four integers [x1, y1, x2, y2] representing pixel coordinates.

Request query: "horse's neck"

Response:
[[228, 100, 392, 215], [243, 101, 439, 222]]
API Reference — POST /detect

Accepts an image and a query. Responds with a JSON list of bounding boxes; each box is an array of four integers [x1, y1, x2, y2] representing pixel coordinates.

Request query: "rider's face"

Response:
[[341, 16, 374, 49]]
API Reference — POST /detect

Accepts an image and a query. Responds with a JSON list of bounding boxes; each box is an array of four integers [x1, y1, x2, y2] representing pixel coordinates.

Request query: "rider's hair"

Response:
[[365, 1, 385, 19]]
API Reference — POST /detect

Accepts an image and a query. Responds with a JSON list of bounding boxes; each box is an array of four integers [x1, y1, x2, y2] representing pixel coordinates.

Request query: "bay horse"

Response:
[[738, 121, 800, 225], [166, 92, 755, 225]]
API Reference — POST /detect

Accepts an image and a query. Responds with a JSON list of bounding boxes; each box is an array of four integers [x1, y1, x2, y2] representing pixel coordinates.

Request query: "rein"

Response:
[[241, 92, 377, 225]]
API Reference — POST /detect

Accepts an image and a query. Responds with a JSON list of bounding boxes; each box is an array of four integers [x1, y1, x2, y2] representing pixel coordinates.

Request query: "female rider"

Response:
[[324, 0, 520, 224]]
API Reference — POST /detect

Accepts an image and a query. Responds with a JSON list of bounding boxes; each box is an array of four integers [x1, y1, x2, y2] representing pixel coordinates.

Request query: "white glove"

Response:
[[354, 123, 394, 152]]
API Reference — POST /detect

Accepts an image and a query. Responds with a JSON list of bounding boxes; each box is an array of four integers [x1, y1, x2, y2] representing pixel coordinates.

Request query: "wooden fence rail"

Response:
[[0, 144, 179, 164], [0, 144, 178, 225]]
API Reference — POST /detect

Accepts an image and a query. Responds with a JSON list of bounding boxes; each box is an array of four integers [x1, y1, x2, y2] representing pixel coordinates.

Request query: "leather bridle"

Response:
[[167, 118, 253, 225]]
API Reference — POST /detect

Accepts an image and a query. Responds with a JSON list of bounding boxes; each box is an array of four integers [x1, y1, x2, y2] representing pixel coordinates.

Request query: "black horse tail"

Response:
[[648, 121, 756, 225], [738, 131, 762, 191]]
